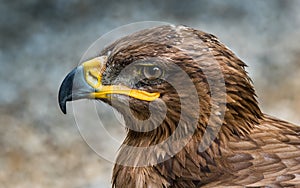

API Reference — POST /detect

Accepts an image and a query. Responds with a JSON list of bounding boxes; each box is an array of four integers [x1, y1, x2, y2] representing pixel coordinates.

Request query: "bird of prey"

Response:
[[58, 25, 300, 187]]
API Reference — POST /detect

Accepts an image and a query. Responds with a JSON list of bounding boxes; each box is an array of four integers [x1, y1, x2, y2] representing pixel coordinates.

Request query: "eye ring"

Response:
[[142, 66, 163, 80]]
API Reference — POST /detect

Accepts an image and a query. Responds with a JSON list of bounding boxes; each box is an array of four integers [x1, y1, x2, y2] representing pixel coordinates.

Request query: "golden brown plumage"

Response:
[[58, 25, 300, 187]]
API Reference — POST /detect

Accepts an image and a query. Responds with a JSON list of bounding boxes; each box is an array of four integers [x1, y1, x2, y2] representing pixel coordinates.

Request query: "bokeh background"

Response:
[[1, 0, 300, 187]]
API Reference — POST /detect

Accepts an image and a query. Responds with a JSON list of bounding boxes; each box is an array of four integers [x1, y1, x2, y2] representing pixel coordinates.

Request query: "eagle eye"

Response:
[[142, 66, 163, 80]]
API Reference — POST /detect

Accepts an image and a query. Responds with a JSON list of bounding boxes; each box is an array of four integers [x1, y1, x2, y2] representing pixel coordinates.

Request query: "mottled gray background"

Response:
[[1, 0, 300, 187]]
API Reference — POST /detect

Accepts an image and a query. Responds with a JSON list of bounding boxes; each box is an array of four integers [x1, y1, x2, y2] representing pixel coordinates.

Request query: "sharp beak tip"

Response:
[[58, 69, 75, 115], [59, 99, 67, 114], [58, 88, 69, 114]]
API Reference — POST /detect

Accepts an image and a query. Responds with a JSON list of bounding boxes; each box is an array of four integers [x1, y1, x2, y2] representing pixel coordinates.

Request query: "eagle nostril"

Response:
[[86, 70, 101, 88]]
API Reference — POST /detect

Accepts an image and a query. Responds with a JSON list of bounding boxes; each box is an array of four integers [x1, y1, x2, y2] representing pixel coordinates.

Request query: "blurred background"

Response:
[[1, 0, 300, 187]]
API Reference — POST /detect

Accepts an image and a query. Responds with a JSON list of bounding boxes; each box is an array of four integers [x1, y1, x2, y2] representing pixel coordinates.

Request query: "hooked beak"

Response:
[[58, 56, 160, 114]]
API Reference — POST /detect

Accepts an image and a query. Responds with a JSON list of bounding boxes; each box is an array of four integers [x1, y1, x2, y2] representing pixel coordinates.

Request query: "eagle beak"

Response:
[[58, 56, 160, 114]]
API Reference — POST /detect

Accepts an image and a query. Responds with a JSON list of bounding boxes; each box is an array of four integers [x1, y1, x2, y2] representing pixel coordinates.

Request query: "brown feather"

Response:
[[93, 25, 300, 187]]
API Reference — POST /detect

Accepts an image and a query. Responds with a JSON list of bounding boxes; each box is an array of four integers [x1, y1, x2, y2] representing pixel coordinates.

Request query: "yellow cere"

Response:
[[82, 56, 160, 101], [83, 56, 107, 89]]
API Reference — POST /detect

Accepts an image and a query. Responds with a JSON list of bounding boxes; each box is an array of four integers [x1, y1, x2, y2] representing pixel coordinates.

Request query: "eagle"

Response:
[[58, 25, 300, 187]]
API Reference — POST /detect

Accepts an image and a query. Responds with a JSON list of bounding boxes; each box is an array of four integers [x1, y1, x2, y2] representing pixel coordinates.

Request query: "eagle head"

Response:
[[59, 25, 261, 141]]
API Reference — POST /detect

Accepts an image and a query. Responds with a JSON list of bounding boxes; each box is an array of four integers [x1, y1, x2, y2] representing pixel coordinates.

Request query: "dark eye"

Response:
[[142, 66, 163, 80]]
